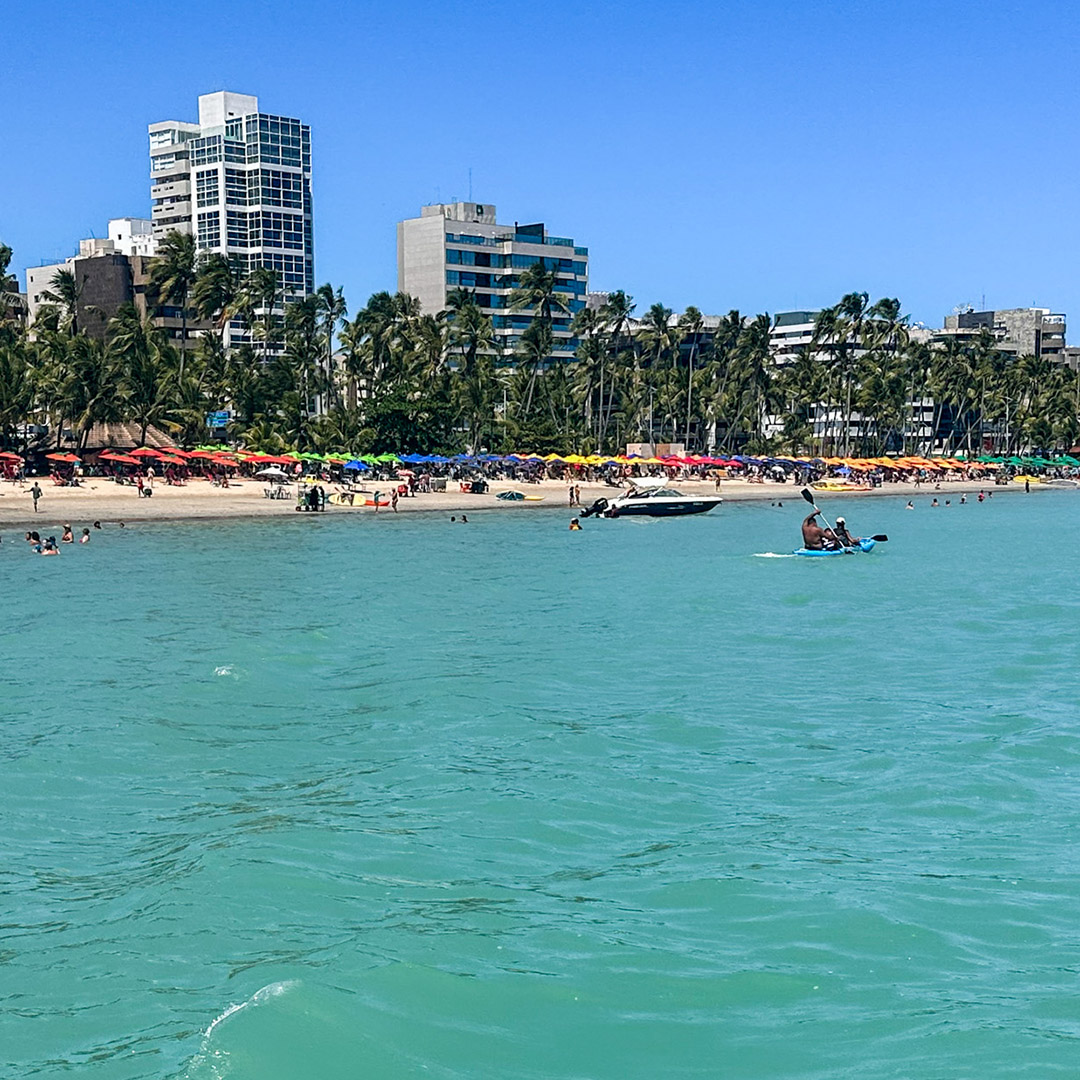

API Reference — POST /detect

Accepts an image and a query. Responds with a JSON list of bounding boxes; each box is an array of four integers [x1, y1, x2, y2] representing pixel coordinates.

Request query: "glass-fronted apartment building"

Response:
[[148, 92, 314, 322], [397, 202, 588, 362]]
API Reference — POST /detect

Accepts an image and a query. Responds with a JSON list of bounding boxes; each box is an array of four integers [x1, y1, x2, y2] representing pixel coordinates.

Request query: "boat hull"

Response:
[[609, 499, 721, 518]]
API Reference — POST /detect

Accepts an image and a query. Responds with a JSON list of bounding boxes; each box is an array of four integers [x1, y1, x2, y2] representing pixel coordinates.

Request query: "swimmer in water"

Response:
[[80, 528, 90, 544], [569, 517, 582, 530], [93, 521, 101, 529], [931, 498, 939, 507], [905, 501, 914, 509], [61, 524, 74, 544]]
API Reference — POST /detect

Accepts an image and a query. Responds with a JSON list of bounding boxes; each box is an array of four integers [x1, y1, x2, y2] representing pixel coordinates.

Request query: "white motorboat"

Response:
[[601, 477, 722, 518]]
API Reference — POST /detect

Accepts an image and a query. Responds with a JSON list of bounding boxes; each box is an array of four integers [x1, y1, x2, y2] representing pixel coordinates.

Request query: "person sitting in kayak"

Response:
[[801, 509, 839, 550], [833, 516, 858, 547]]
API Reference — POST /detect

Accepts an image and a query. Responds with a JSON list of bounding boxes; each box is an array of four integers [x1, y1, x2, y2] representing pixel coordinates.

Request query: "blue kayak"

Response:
[[793, 538, 876, 557]]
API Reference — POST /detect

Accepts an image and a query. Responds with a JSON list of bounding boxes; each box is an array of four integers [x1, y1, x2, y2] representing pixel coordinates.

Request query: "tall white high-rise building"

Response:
[[148, 91, 313, 300]]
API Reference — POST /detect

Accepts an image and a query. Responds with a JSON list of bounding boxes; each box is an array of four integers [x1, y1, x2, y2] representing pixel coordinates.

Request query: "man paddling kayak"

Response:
[[801, 509, 839, 550]]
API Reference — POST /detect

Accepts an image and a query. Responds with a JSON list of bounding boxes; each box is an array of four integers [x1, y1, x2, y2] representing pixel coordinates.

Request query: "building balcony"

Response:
[[152, 201, 191, 220]]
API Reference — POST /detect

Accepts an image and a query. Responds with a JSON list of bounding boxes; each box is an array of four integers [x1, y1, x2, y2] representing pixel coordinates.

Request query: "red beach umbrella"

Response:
[[46, 452, 81, 463]]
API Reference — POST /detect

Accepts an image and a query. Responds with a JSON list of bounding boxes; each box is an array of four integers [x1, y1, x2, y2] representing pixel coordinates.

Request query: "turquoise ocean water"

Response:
[[2, 491, 1079, 1078]]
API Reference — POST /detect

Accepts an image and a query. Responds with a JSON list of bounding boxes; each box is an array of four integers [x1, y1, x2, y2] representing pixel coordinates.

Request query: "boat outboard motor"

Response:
[[581, 497, 608, 518]]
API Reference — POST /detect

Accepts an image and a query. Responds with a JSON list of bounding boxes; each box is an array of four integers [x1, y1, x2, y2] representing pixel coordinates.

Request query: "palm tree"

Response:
[[449, 298, 494, 378], [637, 304, 674, 442], [315, 283, 347, 409], [65, 335, 122, 450], [510, 262, 572, 328], [679, 306, 704, 447], [0, 243, 20, 322], [243, 267, 283, 362], [109, 303, 177, 445], [147, 230, 198, 373], [191, 253, 241, 334], [41, 268, 83, 336], [598, 290, 636, 449], [0, 338, 32, 449]]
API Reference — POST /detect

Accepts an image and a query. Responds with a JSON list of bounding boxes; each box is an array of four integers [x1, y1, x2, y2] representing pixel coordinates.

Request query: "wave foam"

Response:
[[204, 979, 298, 1037]]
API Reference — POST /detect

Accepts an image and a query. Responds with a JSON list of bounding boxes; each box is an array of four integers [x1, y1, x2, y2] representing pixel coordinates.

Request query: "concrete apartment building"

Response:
[[26, 219, 158, 339], [937, 307, 1066, 358], [148, 91, 314, 344], [397, 201, 588, 362]]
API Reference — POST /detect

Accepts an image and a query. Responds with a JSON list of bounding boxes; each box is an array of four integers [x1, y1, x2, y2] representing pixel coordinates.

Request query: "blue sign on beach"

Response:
[[206, 411, 230, 429]]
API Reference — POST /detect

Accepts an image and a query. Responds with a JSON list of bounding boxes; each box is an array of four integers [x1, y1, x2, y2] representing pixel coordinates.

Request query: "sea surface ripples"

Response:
[[2, 493, 1079, 1077]]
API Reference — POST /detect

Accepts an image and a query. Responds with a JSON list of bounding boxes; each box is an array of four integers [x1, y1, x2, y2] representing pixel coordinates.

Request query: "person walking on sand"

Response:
[[391, 490, 399, 513], [29, 482, 41, 512]]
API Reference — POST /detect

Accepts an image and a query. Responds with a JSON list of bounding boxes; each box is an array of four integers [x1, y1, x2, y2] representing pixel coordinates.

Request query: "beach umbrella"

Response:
[[128, 447, 163, 458], [45, 452, 81, 463], [255, 466, 289, 477], [101, 452, 141, 465], [0, 451, 24, 460], [343, 460, 369, 471]]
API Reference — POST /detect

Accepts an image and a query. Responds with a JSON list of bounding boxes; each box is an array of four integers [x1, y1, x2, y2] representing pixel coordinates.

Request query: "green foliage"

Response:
[[0, 235, 1077, 457]]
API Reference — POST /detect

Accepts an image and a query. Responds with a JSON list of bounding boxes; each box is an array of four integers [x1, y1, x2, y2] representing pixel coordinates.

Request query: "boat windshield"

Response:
[[629, 486, 684, 498]]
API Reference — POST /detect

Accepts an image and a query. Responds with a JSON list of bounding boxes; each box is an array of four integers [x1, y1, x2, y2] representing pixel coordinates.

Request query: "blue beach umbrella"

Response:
[[343, 460, 369, 471]]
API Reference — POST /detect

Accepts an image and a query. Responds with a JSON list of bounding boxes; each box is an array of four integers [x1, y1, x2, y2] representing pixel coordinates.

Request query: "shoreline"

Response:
[[0, 476, 1027, 531]]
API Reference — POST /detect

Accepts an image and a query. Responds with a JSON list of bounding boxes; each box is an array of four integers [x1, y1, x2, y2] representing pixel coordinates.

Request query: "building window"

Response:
[[225, 168, 248, 205], [191, 136, 223, 166], [195, 170, 219, 208], [197, 211, 221, 249], [258, 211, 304, 250], [253, 253, 307, 291], [226, 210, 249, 248], [258, 169, 304, 208]]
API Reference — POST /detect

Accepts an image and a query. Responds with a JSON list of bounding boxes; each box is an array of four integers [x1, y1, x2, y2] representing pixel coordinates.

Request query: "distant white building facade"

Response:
[[397, 201, 588, 361], [148, 91, 313, 300]]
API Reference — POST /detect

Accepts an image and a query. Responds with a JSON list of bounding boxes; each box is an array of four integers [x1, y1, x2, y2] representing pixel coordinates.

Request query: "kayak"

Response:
[[793, 538, 877, 557], [810, 481, 873, 492]]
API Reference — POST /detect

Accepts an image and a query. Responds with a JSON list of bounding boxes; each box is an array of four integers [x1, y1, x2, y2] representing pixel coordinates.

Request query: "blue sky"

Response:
[[2, 0, 1076, 330]]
